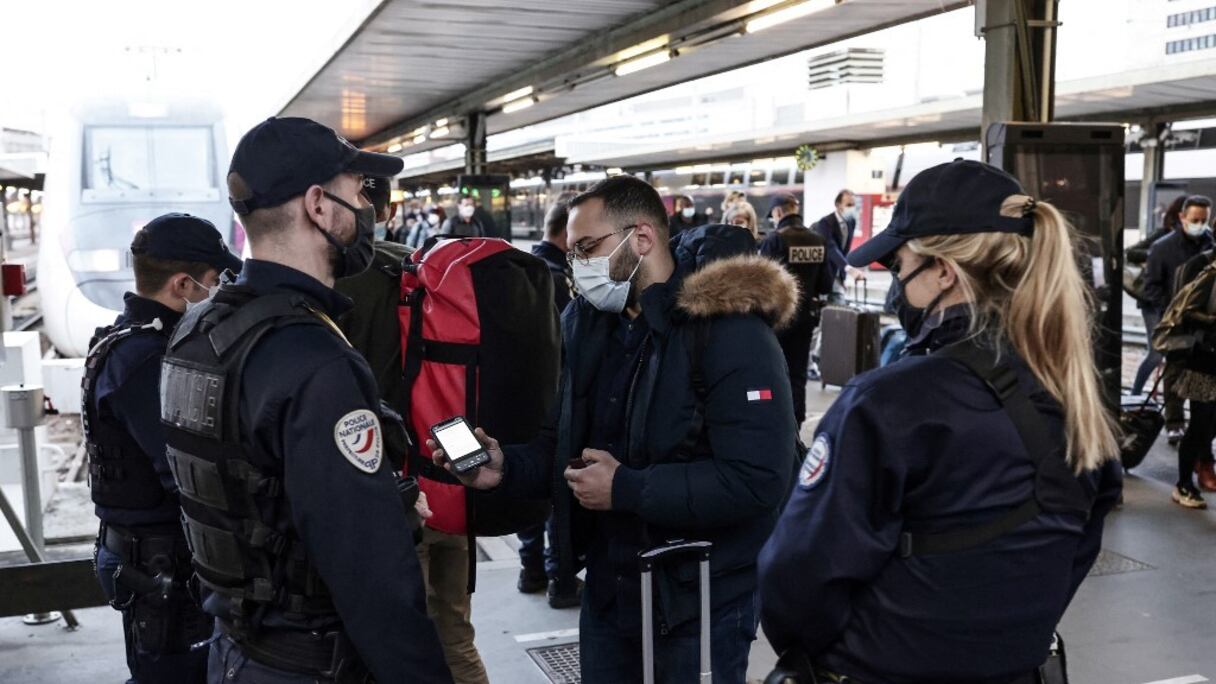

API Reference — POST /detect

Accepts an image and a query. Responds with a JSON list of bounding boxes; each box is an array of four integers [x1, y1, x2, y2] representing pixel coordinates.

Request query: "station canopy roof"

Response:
[[280, 0, 968, 153]]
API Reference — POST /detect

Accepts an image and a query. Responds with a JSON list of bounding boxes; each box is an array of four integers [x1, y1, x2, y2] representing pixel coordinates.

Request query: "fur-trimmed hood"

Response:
[[676, 254, 800, 330]]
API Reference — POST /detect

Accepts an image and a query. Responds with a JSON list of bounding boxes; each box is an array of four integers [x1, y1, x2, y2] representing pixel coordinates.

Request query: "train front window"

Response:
[[84, 126, 215, 199]]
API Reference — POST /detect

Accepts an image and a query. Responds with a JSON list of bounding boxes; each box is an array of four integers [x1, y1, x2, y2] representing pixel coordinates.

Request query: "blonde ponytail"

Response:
[[907, 197, 1118, 473]]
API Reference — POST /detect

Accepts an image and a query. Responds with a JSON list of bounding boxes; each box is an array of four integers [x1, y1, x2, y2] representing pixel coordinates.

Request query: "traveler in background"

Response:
[[441, 196, 487, 237], [760, 159, 1122, 684], [433, 176, 799, 683], [721, 190, 747, 214], [1163, 247, 1216, 498], [813, 189, 864, 287], [516, 193, 581, 609], [724, 201, 759, 241], [758, 193, 833, 428], [1144, 195, 1214, 443], [668, 194, 703, 236], [1131, 195, 1186, 397]]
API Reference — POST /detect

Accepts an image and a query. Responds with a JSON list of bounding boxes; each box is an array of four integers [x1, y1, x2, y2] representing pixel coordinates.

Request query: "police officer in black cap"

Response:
[[87, 213, 241, 683], [159, 117, 451, 683], [758, 160, 1123, 683], [758, 193, 833, 427]]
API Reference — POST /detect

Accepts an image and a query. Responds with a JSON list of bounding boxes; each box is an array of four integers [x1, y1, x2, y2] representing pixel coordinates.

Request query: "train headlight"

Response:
[[67, 249, 125, 273]]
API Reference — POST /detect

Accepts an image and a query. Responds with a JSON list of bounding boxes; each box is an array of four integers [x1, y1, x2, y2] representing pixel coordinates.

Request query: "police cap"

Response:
[[362, 176, 393, 216], [227, 117, 404, 216], [847, 159, 1034, 268], [131, 213, 243, 274]]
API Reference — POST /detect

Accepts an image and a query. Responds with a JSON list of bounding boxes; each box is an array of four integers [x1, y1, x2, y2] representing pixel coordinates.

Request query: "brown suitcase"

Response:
[[819, 279, 881, 387]]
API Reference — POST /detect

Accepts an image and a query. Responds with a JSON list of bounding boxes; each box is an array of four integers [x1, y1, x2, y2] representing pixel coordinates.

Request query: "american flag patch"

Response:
[[746, 389, 773, 402]]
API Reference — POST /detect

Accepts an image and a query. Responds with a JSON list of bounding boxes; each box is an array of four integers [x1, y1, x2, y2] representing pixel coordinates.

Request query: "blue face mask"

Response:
[[182, 276, 218, 313]]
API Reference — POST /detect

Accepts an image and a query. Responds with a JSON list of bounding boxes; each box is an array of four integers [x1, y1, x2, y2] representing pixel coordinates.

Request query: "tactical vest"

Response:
[[82, 322, 170, 509], [777, 223, 827, 312], [159, 284, 336, 632]]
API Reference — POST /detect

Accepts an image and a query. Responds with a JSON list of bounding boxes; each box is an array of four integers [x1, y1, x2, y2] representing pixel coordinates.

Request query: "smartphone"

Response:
[[429, 417, 490, 475]]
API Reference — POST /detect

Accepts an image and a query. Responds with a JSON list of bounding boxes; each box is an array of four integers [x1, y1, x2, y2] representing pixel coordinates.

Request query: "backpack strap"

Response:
[[898, 340, 1054, 558]]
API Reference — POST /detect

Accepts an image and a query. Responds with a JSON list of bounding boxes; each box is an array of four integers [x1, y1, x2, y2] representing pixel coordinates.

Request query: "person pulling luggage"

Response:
[[758, 159, 1123, 684]]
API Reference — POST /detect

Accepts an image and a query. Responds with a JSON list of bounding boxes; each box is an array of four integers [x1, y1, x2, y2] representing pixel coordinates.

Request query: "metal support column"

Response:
[[979, 0, 1060, 157], [1139, 121, 1168, 234], [464, 111, 487, 175]]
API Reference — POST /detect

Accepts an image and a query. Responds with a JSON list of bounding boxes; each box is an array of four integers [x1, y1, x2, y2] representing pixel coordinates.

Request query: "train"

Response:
[[39, 98, 236, 357]]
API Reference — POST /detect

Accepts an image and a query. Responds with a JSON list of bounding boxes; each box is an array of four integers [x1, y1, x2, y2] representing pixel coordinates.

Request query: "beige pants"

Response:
[[416, 526, 489, 684]]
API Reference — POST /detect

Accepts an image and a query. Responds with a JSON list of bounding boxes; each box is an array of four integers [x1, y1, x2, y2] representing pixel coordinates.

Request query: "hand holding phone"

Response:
[[430, 417, 490, 475], [426, 419, 504, 490]]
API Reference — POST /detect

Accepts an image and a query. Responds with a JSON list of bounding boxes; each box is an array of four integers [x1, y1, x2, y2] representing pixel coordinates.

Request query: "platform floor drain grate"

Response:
[[1088, 548, 1154, 577], [527, 642, 581, 684]]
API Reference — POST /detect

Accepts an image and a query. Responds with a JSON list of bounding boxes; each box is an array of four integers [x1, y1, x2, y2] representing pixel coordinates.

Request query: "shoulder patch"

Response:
[[334, 409, 383, 474], [798, 433, 831, 490]]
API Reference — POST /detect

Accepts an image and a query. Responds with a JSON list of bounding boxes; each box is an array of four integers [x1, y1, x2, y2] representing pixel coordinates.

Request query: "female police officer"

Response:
[[758, 159, 1123, 684]]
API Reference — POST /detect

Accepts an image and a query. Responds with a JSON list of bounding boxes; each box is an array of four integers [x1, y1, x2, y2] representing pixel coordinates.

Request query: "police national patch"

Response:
[[798, 434, 831, 490], [334, 409, 383, 474]]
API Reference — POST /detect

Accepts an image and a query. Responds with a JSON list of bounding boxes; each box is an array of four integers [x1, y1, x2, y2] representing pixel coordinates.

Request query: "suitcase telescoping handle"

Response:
[[639, 540, 712, 684], [853, 275, 868, 306]]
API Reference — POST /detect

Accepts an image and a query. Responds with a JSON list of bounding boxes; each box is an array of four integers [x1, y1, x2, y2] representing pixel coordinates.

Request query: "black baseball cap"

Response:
[[227, 117, 404, 216], [847, 159, 1034, 268], [131, 213, 243, 274], [768, 193, 799, 216], [362, 176, 393, 215]]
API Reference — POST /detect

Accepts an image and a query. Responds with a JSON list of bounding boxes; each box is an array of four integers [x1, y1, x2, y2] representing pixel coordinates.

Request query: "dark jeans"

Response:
[[207, 633, 339, 683], [1180, 400, 1216, 487], [578, 589, 756, 684], [778, 319, 817, 427], [517, 516, 558, 579], [95, 544, 210, 684], [1133, 309, 1163, 395]]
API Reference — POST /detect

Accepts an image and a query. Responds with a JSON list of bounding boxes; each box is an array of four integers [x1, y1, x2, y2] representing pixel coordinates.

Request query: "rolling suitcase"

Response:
[[640, 540, 712, 684], [819, 278, 881, 387], [1119, 373, 1164, 471]]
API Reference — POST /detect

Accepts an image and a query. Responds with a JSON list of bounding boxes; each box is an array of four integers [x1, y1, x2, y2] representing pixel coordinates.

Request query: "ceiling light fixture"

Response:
[[614, 50, 671, 77], [746, 0, 836, 33]]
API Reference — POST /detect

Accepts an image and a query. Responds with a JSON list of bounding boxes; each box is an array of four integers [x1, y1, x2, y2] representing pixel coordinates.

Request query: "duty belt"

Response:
[[100, 522, 189, 564], [218, 620, 370, 682]]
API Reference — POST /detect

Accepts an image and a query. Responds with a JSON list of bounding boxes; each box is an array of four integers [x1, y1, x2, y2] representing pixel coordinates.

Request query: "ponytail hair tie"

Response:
[[1022, 197, 1038, 216]]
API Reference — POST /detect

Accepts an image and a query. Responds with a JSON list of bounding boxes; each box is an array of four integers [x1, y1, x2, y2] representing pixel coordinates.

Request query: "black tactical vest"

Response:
[[160, 284, 336, 632], [777, 222, 828, 312], [82, 322, 170, 509]]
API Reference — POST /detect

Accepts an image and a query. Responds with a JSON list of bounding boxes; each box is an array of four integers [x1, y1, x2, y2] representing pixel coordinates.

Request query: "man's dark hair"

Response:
[[544, 192, 577, 240], [570, 176, 669, 239], [132, 253, 213, 297], [1182, 195, 1212, 215], [834, 189, 854, 205], [1164, 194, 1188, 232]]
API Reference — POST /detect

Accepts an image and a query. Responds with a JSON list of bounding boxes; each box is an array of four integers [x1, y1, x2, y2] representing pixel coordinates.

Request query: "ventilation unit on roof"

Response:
[[806, 48, 884, 90]]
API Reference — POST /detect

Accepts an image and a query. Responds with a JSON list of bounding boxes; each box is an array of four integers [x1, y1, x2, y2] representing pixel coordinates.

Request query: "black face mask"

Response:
[[317, 191, 376, 279], [892, 258, 947, 339]]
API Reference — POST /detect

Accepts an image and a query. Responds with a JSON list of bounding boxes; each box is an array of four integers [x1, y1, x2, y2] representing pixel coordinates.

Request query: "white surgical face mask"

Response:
[[427, 212, 440, 225], [843, 205, 858, 221], [681, 207, 696, 219], [1185, 221, 1208, 238], [459, 204, 476, 219], [571, 230, 642, 313], [183, 276, 218, 312]]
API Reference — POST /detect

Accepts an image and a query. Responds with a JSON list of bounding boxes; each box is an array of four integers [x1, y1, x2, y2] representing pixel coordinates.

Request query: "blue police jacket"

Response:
[[213, 259, 450, 683], [758, 320, 1123, 683], [92, 293, 183, 526]]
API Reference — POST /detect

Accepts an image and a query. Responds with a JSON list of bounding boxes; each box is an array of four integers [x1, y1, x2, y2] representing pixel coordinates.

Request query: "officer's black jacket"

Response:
[[757, 214, 834, 311], [212, 259, 450, 683], [757, 318, 1123, 684], [1144, 229, 1214, 313], [500, 225, 800, 619], [92, 293, 182, 526]]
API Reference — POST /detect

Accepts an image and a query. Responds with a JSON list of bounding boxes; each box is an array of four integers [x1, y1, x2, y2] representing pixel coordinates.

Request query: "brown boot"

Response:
[[1196, 461, 1216, 493]]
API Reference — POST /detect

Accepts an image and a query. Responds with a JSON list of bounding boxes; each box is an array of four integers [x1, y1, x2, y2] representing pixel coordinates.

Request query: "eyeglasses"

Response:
[[567, 225, 637, 265]]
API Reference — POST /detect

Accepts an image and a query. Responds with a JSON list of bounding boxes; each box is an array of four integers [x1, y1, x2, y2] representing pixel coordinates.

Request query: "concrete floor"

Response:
[[2, 382, 1214, 684]]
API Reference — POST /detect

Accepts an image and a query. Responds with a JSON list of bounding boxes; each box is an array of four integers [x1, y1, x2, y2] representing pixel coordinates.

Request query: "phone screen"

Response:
[[434, 420, 481, 461]]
